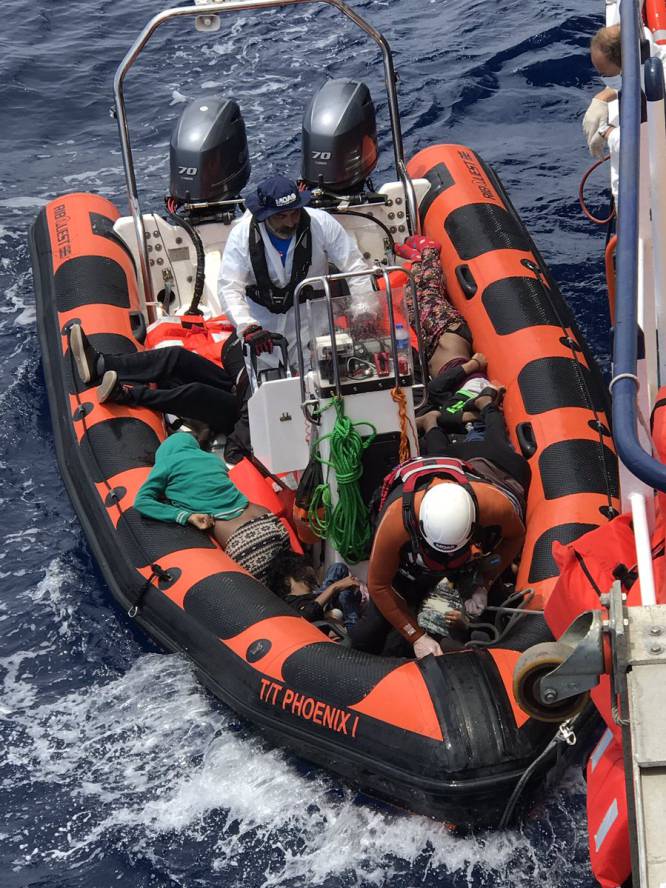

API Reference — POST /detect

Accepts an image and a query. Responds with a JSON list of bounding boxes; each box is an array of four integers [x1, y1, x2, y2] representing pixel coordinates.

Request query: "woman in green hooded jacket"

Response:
[[135, 432, 291, 585]]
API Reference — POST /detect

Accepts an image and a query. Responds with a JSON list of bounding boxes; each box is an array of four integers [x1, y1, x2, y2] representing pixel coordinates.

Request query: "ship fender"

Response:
[[646, 0, 666, 45]]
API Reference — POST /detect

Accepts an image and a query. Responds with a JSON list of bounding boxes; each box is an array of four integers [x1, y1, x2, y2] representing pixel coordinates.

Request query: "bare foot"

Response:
[[464, 586, 488, 617]]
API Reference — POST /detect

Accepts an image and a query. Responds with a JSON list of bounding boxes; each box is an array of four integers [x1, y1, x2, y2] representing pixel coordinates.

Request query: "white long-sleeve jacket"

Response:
[[217, 207, 376, 368], [605, 28, 666, 201]]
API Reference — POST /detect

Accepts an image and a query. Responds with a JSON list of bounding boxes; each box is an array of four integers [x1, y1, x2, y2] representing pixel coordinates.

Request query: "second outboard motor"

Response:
[[170, 97, 250, 204], [301, 80, 378, 193]]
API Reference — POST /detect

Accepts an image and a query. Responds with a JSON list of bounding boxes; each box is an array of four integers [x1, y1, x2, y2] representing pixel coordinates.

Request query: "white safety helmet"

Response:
[[419, 483, 476, 553]]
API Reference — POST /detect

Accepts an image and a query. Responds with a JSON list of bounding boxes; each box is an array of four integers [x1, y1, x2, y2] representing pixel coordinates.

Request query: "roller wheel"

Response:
[[513, 641, 590, 723]]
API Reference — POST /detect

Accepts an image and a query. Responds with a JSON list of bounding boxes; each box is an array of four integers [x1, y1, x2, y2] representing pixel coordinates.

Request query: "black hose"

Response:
[[165, 199, 206, 315], [498, 736, 558, 828], [498, 715, 581, 828], [327, 208, 396, 253]]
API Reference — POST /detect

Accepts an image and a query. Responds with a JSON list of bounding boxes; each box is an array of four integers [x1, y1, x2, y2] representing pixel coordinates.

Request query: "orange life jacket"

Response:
[[586, 729, 631, 888], [145, 315, 234, 368]]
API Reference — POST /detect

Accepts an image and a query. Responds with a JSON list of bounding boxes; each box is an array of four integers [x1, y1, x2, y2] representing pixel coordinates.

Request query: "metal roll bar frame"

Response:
[[611, 0, 666, 490], [113, 0, 421, 315], [291, 266, 428, 422]]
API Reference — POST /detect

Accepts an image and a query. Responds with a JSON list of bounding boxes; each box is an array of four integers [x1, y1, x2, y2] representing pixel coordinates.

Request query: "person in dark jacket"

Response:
[[426, 351, 504, 438], [267, 554, 364, 629]]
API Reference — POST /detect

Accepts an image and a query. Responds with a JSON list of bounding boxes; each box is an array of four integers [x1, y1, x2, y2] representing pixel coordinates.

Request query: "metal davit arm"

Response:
[[112, 0, 411, 313], [611, 0, 666, 491]]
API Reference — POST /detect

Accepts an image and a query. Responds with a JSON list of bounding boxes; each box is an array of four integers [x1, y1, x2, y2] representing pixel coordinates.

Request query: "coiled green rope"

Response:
[[307, 397, 376, 564]]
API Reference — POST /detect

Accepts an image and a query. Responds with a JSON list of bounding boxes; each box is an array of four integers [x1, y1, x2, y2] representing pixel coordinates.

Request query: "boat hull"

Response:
[[32, 144, 614, 825]]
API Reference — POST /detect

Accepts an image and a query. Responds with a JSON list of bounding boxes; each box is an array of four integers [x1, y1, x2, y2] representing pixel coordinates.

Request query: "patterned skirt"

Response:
[[224, 514, 291, 586], [405, 246, 471, 361]]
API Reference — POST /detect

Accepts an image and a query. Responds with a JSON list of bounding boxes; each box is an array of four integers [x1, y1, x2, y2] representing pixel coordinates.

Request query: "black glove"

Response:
[[243, 324, 273, 355]]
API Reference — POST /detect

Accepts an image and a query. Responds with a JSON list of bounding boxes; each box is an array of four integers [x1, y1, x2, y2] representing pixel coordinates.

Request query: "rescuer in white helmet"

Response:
[[361, 404, 529, 660], [419, 483, 477, 554]]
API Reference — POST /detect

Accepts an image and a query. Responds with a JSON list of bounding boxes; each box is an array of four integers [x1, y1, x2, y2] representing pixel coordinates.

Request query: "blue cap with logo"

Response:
[[245, 174, 313, 222]]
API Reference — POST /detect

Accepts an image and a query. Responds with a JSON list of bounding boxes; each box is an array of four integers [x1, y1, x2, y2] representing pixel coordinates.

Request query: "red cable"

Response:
[[579, 155, 615, 225]]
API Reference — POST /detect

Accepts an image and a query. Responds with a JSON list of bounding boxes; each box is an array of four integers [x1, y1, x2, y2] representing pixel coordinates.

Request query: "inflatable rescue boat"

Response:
[[31, 0, 618, 828]]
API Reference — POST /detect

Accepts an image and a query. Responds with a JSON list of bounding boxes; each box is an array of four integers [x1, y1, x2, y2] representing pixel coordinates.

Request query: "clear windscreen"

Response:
[[306, 286, 413, 391]]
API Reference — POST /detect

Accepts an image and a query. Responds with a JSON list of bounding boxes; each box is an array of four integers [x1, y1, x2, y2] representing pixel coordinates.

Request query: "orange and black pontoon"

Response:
[[31, 140, 617, 827]]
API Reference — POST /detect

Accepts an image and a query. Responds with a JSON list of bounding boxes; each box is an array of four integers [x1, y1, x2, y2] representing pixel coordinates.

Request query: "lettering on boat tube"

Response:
[[53, 203, 72, 259], [259, 678, 360, 737], [456, 149, 496, 201]]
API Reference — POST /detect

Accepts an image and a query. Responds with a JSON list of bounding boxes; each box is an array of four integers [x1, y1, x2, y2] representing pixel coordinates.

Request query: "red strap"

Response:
[[378, 456, 471, 512]]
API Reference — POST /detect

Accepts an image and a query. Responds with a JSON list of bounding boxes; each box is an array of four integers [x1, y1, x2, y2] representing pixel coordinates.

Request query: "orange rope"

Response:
[[391, 386, 415, 462]]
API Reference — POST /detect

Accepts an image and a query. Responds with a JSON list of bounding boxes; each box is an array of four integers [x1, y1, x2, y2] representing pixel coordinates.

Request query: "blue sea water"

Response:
[[0, 0, 612, 885]]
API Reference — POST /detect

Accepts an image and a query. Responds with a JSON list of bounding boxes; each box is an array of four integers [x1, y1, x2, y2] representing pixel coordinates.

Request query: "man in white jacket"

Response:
[[218, 174, 377, 370], [582, 23, 666, 201], [218, 174, 378, 461]]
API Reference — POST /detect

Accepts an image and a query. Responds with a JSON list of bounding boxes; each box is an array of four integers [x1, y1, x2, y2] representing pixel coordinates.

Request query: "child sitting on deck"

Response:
[[266, 554, 365, 629]]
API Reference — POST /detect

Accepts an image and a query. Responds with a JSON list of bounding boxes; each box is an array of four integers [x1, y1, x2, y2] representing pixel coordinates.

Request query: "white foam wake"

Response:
[[2, 641, 593, 887]]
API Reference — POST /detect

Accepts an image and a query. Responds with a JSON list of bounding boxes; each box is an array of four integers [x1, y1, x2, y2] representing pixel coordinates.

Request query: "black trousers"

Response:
[[348, 598, 463, 656], [219, 335, 252, 464], [348, 573, 433, 655], [347, 600, 394, 654], [104, 346, 239, 434], [423, 406, 531, 492]]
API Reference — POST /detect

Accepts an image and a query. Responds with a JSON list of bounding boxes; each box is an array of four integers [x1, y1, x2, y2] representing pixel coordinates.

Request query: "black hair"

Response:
[[266, 552, 317, 599], [182, 418, 213, 451]]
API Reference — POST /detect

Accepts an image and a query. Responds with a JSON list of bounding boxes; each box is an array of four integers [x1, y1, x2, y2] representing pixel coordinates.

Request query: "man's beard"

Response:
[[267, 216, 299, 238], [273, 224, 297, 237]]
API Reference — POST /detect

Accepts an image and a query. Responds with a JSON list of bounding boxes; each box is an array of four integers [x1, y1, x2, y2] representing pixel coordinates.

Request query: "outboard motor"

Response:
[[169, 96, 250, 204], [301, 80, 378, 194]]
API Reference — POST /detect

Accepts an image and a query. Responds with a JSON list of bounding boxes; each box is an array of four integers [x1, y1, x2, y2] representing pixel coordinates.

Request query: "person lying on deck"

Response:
[[134, 431, 291, 586], [395, 235, 507, 438], [69, 323, 246, 437], [266, 555, 365, 630], [394, 235, 476, 378]]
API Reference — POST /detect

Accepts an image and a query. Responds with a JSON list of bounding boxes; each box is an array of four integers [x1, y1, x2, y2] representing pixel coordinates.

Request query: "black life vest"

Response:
[[246, 213, 314, 314], [377, 456, 488, 576]]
